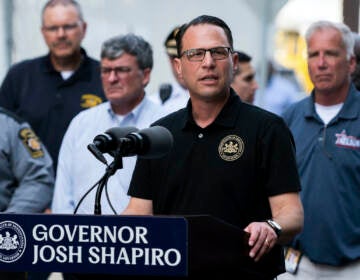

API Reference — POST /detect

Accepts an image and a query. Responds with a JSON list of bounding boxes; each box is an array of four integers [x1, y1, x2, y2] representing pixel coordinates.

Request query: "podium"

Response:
[[186, 215, 250, 275], [0, 213, 251, 277]]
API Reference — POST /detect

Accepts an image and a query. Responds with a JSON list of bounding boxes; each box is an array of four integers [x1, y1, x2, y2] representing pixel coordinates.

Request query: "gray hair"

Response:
[[41, 0, 84, 24], [305, 20, 354, 60], [101, 34, 153, 70]]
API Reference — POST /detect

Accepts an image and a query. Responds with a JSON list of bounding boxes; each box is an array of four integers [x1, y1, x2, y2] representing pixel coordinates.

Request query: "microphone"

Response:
[[93, 126, 139, 153], [87, 127, 139, 164], [119, 126, 173, 159], [88, 126, 173, 163]]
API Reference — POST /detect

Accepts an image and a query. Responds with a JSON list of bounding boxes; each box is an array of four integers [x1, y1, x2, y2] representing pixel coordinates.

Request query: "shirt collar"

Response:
[[181, 88, 241, 130], [305, 83, 359, 121], [43, 47, 88, 74], [106, 96, 149, 125], [338, 83, 360, 120]]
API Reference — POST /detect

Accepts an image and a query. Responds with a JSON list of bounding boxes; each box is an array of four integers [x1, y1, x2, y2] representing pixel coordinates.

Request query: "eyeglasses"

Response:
[[100, 66, 132, 76], [43, 22, 80, 33], [180, 47, 232, 62]]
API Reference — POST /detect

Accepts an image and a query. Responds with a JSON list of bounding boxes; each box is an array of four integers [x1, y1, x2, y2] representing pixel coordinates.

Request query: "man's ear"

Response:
[[174, 57, 183, 80], [81, 21, 87, 39], [349, 55, 356, 74], [142, 68, 151, 87], [232, 51, 239, 72]]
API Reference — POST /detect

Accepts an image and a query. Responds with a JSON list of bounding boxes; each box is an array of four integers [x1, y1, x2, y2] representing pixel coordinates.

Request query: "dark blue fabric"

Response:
[[0, 49, 105, 170], [129, 89, 301, 278]]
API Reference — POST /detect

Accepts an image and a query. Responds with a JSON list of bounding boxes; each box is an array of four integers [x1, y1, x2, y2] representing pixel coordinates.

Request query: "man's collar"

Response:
[[43, 47, 87, 73], [182, 89, 241, 130], [306, 83, 359, 120]]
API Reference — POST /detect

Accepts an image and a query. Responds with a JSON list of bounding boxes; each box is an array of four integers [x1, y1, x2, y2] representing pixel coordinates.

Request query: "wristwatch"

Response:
[[266, 219, 282, 237]]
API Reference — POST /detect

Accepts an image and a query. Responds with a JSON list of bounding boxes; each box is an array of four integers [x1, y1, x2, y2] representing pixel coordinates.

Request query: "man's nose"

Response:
[[55, 27, 66, 37], [202, 51, 216, 66]]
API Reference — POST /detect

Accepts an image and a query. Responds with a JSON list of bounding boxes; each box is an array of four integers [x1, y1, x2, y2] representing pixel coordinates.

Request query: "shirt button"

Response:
[[198, 133, 203, 139]]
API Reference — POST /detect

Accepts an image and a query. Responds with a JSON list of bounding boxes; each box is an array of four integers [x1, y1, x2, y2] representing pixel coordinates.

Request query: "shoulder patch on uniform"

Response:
[[80, 94, 103, 108], [218, 135, 244, 161], [18, 128, 44, 158]]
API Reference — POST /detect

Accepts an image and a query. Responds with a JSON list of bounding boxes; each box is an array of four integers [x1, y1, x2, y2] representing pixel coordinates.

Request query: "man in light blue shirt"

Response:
[[51, 34, 167, 215]]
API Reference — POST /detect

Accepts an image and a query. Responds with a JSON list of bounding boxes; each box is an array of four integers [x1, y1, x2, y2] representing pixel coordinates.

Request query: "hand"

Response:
[[43, 208, 52, 214], [244, 221, 278, 262]]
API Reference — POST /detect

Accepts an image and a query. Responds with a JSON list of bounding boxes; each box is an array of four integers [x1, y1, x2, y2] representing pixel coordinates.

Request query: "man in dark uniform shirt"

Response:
[[122, 15, 304, 280], [0, 0, 105, 172], [0, 1, 105, 279]]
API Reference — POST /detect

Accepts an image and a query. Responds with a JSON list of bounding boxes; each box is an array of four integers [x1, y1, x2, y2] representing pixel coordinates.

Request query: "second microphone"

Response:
[[90, 126, 174, 159]]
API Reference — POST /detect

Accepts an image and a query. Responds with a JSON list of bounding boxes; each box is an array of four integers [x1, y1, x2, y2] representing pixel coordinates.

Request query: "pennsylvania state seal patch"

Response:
[[218, 135, 244, 161]]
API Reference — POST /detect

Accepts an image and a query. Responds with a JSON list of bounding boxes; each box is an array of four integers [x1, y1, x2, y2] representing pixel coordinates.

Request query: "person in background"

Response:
[[0, 0, 105, 172], [260, 60, 304, 115], [0, 109, 54, 212], [122, 15, 304, 280], [351, 32, 360, 90], [0, 107, 54, 280], [279, 20, 360, 280], [51, 33, 165, 216], [150, 25, 189, 112], [231, 50, 258, 104]]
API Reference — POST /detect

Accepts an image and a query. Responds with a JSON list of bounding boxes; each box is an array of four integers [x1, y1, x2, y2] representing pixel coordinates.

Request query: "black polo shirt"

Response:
[[0, 48, 105, 170], [128, 89, 301, 278]]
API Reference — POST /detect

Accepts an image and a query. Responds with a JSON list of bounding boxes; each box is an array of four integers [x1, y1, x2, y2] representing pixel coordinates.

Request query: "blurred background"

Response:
[[0, 0, 358, 103]]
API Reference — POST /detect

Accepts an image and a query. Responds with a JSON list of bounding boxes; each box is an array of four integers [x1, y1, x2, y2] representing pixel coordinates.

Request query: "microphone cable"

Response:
[[73, 163, 118, 215]]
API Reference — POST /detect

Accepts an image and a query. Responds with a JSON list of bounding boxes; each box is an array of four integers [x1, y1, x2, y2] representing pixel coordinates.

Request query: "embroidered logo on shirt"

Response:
[[218, 135, 244, 161], [19, 128, 45, 158], [335, 130, 360, 150], [80, 94, 103, 108]]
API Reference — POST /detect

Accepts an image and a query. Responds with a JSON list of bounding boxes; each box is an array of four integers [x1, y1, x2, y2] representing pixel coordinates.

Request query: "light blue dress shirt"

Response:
[[51, 98, 166, 214]]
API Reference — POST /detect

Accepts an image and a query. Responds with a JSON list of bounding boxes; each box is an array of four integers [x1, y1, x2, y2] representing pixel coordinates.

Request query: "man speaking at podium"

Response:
[[122, 15, 304, 279]]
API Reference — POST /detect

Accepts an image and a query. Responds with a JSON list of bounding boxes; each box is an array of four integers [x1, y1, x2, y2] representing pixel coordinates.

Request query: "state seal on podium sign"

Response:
[[0, 220, 26, 263]]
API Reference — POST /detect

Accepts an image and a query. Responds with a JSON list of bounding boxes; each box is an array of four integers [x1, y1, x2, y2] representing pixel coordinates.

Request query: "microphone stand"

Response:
[[94, 147, 124, 215]]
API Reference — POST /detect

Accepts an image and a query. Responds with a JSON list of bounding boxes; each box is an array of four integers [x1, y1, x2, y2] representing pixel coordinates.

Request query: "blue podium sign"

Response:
[[0, 213, 188, 276]]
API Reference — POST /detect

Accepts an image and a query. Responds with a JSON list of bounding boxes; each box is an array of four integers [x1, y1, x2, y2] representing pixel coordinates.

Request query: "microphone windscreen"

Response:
[[106, 126, 139, 139], [138, 126, 173, 158]]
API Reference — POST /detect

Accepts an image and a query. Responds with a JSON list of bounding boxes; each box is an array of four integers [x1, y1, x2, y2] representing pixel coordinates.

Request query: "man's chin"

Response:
[[51, 49, 77, 59], [315, 85, 335, 94]]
